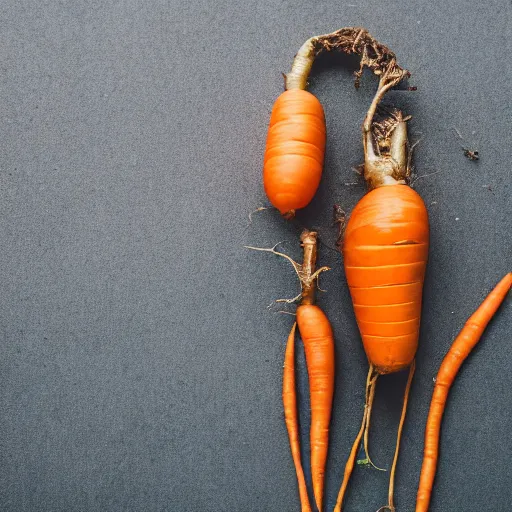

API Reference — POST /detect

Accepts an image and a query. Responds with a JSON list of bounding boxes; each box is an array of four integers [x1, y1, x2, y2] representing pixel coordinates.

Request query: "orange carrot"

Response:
[[416, 273, 512, 512], [283, 322, 312, 512], [247, 231, 334, 511], [297, 304, 335, 511], [344, 183, 429, 374], [335, 53, 422, 510], [263, 89, 326, 218]]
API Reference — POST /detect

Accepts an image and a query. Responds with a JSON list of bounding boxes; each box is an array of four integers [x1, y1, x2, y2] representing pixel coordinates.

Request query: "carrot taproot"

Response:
[[416, 273, 512, 512], [283, 322, 312, 512], [247, 230, 334, 511], [264, 27, 408, 218]]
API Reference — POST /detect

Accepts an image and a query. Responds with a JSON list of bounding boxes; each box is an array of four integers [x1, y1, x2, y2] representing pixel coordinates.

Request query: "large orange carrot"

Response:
[[416, 273, 512, 512], [334, 46, 422, 510], [344, 183, 429, 374], [296, 304, 335, 511], [283, 322, 312, 512], [247, 230, 334, 511]]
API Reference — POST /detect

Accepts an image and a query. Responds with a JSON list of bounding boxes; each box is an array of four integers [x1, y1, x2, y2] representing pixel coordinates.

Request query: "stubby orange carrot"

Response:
[[344, 180, 429, 373], [247, 230, 334, 511], [262, 28, 331, 219], [264, 89, 326, 218], [416, 273, 512, 512]]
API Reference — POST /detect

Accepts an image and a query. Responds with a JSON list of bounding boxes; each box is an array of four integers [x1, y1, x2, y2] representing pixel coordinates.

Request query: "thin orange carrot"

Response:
[[416, 273, 512, 512], [283, 322, 312, 512], [296, 304, 335, 511], [247, 231, 333, 511]]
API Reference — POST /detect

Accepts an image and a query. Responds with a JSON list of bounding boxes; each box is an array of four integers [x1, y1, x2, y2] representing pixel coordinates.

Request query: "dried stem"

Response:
[[298, 230, 330, 305], [245, 230, 329, 306], [299, 230, 319, 304], [346, 33, 411, 190], [286, 27, 409, 91], [285, 28, 412, 190]]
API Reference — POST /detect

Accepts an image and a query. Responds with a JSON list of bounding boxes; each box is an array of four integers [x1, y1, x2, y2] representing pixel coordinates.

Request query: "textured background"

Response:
[[1, 1, 511, 511]]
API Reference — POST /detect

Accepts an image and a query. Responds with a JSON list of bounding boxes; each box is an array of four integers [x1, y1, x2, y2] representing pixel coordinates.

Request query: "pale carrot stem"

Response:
[[286, 37, 316, 90]]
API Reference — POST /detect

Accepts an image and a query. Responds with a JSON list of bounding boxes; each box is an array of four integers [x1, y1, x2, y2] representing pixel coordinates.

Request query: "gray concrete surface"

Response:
[[0, 1, 511, 510]]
